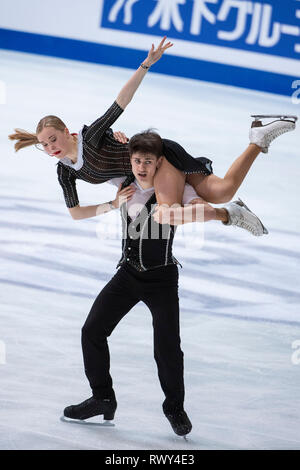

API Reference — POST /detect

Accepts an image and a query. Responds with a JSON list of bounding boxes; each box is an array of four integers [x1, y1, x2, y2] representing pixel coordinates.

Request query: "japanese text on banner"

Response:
[[100, 0, 300, 59]]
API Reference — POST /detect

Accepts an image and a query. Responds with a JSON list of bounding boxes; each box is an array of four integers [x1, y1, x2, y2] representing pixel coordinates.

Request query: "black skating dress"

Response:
[[57, 101, 213, 208]]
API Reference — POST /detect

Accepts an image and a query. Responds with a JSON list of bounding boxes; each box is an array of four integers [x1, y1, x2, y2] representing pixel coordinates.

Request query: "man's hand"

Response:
[[153, 204, 200, 226], [112, 183, 135, 208], [153, 204, 185, 225]]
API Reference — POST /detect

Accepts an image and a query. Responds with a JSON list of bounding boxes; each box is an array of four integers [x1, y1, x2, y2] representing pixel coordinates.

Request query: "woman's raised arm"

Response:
[[116, 36, 173, 110]]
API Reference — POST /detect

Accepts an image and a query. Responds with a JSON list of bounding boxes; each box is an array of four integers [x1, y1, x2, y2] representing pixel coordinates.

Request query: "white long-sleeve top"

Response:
[[108, 177, 199, 221]]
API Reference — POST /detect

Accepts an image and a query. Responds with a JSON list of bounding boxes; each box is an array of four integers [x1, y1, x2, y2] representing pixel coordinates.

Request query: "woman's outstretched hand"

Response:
[[144, 36, 173, 67], [116, 37, 173, 110]]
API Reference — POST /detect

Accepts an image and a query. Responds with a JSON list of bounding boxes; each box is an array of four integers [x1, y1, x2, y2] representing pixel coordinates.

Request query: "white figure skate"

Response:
[[249, 115, 297, 153], [223, 198, 268, 236]]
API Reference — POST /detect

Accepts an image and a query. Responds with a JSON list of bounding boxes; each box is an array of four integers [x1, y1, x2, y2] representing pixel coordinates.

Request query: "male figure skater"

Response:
[[63, 130, 267, 436]]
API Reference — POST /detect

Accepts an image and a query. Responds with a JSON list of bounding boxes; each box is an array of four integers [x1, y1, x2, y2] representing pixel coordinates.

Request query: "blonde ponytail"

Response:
[[8, 129, 39, 152], [9, 115, 67, 152]]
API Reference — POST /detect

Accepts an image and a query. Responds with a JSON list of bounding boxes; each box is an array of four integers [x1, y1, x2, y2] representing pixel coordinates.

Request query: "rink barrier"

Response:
[[0, 27, 297, 97]]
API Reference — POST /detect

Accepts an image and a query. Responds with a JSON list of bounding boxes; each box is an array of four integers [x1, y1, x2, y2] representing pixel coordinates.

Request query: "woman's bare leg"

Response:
[[153, 196, 228, 225], [186, 144, 261, 204], [153, 157, 186, 206]]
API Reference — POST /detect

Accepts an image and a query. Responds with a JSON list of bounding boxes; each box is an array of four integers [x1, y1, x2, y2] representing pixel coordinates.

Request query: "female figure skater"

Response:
[[9, 37, 296, 219]]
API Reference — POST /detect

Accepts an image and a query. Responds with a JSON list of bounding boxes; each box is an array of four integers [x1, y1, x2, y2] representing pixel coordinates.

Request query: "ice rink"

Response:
[[0, 49, 300, 450]]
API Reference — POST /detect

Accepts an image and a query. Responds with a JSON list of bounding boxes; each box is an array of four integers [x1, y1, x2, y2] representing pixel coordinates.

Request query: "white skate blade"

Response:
[[237, 198, 269, 234], [251, 114, 298, 123]]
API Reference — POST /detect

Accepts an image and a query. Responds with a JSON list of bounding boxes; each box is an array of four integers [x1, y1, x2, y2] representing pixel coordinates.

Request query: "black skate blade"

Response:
[[60, 415, 115, 427], [251, 114, 298, 122]]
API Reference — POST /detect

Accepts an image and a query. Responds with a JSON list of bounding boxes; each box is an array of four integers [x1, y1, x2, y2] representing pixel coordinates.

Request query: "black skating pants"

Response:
[[81, 263, 184, 411]]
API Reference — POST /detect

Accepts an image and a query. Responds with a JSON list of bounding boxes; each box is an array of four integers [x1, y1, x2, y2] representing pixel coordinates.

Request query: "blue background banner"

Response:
[[0, 0, 299, 97]]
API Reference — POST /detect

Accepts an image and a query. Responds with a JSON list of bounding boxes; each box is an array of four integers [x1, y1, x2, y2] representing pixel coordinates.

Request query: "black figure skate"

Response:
[[63, 396, 117, 421]]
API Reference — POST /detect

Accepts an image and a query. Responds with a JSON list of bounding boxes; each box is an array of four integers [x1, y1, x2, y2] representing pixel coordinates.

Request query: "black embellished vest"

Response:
[[116, 174, 181, 272]]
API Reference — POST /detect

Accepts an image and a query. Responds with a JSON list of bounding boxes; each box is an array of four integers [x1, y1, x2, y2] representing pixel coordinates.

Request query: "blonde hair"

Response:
[[8, 115, 67, 152]]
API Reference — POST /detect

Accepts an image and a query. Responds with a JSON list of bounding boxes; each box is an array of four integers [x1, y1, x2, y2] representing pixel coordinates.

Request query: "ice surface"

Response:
[[0, 50, 300, 450]]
